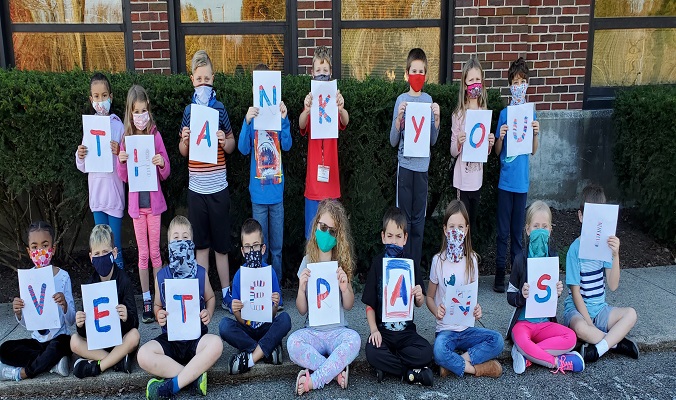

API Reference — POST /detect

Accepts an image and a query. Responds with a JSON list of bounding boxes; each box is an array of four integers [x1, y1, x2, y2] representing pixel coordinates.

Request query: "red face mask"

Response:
[[408, 73, 425, 92]]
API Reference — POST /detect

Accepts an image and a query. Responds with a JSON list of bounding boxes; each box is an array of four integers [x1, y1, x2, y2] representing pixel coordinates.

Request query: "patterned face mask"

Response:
[[92, 98, 111, 116], [244, 249, 263, 268], [168, 240, 197, 279], [466, 82, 483, 99], [30, 248, 54, 268], [133, 111, 150, 131], [446, 228, 465, 263], [193, 85, 214, 106], [510, 82, 528, 105]]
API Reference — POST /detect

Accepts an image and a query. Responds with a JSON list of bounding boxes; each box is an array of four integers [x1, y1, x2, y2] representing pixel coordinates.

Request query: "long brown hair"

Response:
[[453, 55, 488, 119], [123, 84, 156, 140], [305, 199, 355, 281], [436, 200, 477, 284]]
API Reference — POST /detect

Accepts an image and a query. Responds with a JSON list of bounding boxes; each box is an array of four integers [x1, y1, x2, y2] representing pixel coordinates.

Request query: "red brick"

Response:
[[143, 50, 162, 59], [548, 43, 563, 51], [316, 38, 332, 46], [315, 1, 332, 9], [131, 13, 140, 22], [297, 1, 315, 10], [316, 19, 332, 28], [131, 3, 148, 12], [479, 8, 496, 16], [139, 12, 159, 21], [133, 41, 151, 50], [161, 50, 171, 58], [148, 2, 167, 12], [135, 60, 152, 69], [134, 50, 143, 59], [152, 41, 170, 50], [573, 33, 588, 41], [552, 102, 567, 110], [307, 29, 323, 38], [132, 22, 150, 31], [151, 22, 168, 31], [298, 20, 314, 29]]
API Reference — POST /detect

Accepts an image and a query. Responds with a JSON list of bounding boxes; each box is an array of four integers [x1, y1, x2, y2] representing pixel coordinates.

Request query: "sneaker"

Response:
[[146, 378, 174, 400], [191, 372, 207, 396], [552, 351, 585, 374], [406, 367, 433, 386], [375, 368, 384, 383], [511, 345, 527, 375], [270, 344, 283, 365], [612, 337, 639, 359], [493, 269, 506, 293], [229, 351, 251, 375], [222, 288, 232, 313], [73, 358, 100, 379], [142, 300, 155, 323], [0, 363, 19, 381], [581, 342, 600, 363], [49, 356, 70, 377], [113, 354, 132, 374]]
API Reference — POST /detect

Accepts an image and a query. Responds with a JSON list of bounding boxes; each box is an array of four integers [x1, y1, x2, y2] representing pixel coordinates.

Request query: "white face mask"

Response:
[[93, 98, 111, 115], [194, 85, 213, 105]]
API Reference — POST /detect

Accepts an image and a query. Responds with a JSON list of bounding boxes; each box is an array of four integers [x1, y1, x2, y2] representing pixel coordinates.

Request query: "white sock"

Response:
[[222, 287, 230, 297], [248, 353, 255, 368], [596, 339, 609, 357], [142, 291, 151, 302], [14, 367, 21, 381]]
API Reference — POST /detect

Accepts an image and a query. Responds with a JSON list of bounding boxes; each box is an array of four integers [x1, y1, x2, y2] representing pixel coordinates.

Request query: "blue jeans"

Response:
[[93, 211, 124, 269], [495, 189, 528, 272], [219, 312, 292, 357], [252, 202, 284, 286], [433, 327, 504, 377], [304, 198, 320, 239]]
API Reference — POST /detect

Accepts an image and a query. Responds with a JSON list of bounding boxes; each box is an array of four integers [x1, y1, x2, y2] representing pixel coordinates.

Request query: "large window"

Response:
[[584, 0, 676, 108], [173, 0, 296, 74], [1, 0, 132, 71], [333, 0, 451, 82]]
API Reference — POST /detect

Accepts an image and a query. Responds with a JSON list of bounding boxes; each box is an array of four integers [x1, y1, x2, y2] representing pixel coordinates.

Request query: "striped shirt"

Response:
[[181, 101, 233, 194], [564, 237, 613, 318]]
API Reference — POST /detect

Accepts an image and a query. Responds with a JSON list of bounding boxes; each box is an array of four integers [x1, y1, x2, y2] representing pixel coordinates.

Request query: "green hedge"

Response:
[[613, 85, 676, 244], [0, 69, 505, 281]]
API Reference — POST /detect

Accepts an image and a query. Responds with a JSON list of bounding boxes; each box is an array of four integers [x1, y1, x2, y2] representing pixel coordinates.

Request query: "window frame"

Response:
[[0, 0, 134, 71], [332, 0, 453, 83], [169, 0, 297, 74], [584, 0, 676, 109]]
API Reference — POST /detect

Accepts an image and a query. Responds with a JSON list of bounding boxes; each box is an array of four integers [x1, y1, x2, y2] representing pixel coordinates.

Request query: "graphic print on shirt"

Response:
[[255, 130, 282, 185]]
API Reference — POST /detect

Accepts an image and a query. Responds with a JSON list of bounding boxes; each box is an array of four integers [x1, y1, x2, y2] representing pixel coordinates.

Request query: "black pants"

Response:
[[0, 334, 71, 378], [458, 189, 481, 241], [365, 325, 433, 377], [397, 166, 428, 271]]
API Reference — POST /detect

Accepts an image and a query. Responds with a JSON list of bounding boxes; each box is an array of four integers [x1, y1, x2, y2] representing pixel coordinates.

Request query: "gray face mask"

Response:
[[313, 74, 331, 82]]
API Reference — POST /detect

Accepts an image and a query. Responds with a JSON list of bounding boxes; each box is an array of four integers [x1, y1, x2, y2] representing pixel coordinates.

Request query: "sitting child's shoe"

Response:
[[406, 367, 433, 386], [271, 344, 283, 365], [191, 372, 207, 396], [0, 363, 20, 381], [142, 300, 155, 323], [511, 345, 527, 375], [474, 360, 503, 378], [50, 356, 70, 377], [551, 351, 585, 374], [146, 378, 174, 400], [611, 337, 639, 359], [375, 368, 384, 383], [581, 342, 600, 363], [112, 354, 132, 374], [73, 359, 101, 379], [222, 288, 232, 313], [229, 351, 251, 375]]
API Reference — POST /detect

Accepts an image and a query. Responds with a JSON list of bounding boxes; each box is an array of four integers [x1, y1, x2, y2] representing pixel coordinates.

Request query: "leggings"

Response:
[[287, 327, 360, 390], [93, 212, 124, 268], [133, 208, 162, 270], [511, 321, 576, 368]]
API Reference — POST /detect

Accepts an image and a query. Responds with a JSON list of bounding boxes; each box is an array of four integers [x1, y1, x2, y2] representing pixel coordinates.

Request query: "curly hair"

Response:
[[305, 199, 355, 281], [508, 57, 530, 85]]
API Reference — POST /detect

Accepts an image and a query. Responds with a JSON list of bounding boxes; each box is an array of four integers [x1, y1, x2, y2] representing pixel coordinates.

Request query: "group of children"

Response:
[[0, 46, 639, 397]]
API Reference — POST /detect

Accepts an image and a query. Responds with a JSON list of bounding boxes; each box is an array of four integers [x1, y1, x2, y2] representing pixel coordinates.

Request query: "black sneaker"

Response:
[[142, 300, 155, 323], [493, 269, 506, 293], [405, 367, 433, 386], [612, 338, 639, 359], [581, 343, 600, 363], [113, 354, 133, 374], [229, 351, 251, 375], [73, 359, 101, 379], [376, 369, 384, 383], [270, 344, 283, 365]]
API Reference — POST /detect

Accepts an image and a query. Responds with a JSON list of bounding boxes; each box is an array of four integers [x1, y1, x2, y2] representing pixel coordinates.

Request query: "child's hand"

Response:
[[337, 267, 349, 292], [272, 292, 280, 308], [157, 309, 168, 326], [436, 303, 446, 320], [499, 124, 508, 140], [116, 304, 127, 322], [231, 299, 243, 313], [488, 133, 495, 147], [532, 120, 540, 136], [76, 311, 86, 328], [200, 309, 211, 325], [412, 285, 423, 304], [473, 303, 482, 319], [151, 154, 164, 168], [556, 281, 563, 297], [336, 90, 345, 112], [181, 126, 190, 147], [397, 101, 407, 120], [521, 282, 530, 299], [431, 102, 440, 121], [368, 330, 382, 348], [110, 141, 120, 156], [12, 297, 24, 319], [608, 236, 620, 257], [77, 145, 88, 159], [304, 92, 313, 109], [118, 150, 129, 163], [216, 130, 226, 146], [299, 268, 311, 292], [458, 130, 466, 149], [53, 292, 67, 313], [279, 101, 288, 119], [246, 107, 259, 124]]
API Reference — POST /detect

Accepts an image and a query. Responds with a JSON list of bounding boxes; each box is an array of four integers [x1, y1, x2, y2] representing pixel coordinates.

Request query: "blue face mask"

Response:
[[384, 243, 404, 258], [92, 253, 114, 277], [315, 228, 337, 253], [528, 229, 550, 258], [193, 85, 214, 106]]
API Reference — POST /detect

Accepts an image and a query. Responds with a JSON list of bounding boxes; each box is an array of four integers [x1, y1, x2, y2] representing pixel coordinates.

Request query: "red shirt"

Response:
[[301, 118, 346, 200]]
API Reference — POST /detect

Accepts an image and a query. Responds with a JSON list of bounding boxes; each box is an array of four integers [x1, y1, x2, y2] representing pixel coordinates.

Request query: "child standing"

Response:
[[298, 46, 350, 239], [70, 224, 141, 378], [239, 64, 292, 289], [563, 184, 639, 363], [363, 207, 434, 386], [117, 85, 171, 324], [493, 57, 541, 293], [219, 218, 291, 375], [507, 201, 584, 374], [427, 201, 503, 379], [76, 73, 125, 269], [0, 222, 75, 381], [390, 48, 441, 273], [287, 200, 360, 395], [179, 50, 236, 311], [451, 56, 495, 240], [137, 216, 223, 399]]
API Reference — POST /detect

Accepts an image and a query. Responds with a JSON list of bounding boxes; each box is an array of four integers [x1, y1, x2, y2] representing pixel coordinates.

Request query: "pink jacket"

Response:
[[450, 110, 492, 192], [116, 126, 170, 218]]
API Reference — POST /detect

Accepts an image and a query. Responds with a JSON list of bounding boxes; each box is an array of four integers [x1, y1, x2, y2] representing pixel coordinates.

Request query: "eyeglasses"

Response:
[[242, 244, 262, 253], [317, 222, 337, 237]]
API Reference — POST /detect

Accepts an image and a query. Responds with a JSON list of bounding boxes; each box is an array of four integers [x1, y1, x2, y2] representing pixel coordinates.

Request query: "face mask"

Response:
[[30, 248, 54, 268], [168, 240, 198, 279], [466, 82, 483, 99], [446, 228, 465, 263], [384, 243, 404, 258], [315, 229, 337, 253], [408, 74, 425, 92], [92, 253, 115, 277], [510, 82, 528, 105], [313, 74, 331, 82], [93, 98, 111, 116], [244, 249, 263, 268], [194, 85, 213, 106], [528, 228, 550, 258], [133, 111, 150, 131]]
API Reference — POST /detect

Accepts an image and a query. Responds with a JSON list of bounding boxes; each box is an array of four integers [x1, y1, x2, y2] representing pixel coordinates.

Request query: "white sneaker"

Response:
[[49, 356, 70, 377], [0, 363, 18, 381], [511, 345, 527, 374]]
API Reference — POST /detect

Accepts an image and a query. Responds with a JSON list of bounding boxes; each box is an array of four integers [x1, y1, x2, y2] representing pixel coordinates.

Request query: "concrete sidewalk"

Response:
[[1, 266, 674, 397]]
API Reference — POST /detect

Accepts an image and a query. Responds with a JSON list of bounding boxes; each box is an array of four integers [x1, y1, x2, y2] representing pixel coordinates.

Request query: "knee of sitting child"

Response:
[[70, 334, 85, 353], [625, 307, 638, 325], [124, 328, 141, 348]]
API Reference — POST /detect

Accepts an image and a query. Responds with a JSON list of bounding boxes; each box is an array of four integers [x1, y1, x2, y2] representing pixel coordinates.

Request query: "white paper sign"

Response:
[[462, 109, 493, 163], [307, 261, 341, 327], [403, 102, 432, 158], [382, 258, 415, 322], [165, 278, 201, 341], [506, 103, 535, 157], [253, 71, 282, 131], [310, 80, 339, 139], [124, 135, 158, 193], [81, 280, 122, 350], [189, 104, 219, 164], [18, 267, 60, 331], [579, 203, 619, 263], [240, 265, 273, 323], [525, 257, 559, 319], [82, 115, 114, 172], [443, 280, 478, 327]]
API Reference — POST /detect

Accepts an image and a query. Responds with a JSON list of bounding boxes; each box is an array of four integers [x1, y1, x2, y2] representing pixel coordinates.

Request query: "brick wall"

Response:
[[296, 1, 333, 74], [453, 0, 590, 110], [131, 0, 171, 74]]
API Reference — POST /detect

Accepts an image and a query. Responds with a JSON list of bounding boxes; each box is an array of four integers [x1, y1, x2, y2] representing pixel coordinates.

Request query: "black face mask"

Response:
[[313, 74, 331, 82], [244, 249, 263, 268]]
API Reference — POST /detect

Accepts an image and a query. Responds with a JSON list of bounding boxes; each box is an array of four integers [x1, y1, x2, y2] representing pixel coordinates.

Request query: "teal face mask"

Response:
[[528, 228, 550, 258], [315, 228, 337, 253]]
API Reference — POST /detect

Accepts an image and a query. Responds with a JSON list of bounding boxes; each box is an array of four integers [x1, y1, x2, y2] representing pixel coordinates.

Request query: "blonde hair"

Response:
[[123, 85, 155, 139], [168, 215, 192, 241], [435, 200, 477, 284], [191, 50, 213, 74], [312, 46, 332, 70], [524, 200, 553, 244], [453, 55, 488, 118], [305, 199, 355, 281], [90, 224, 114, 250]]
